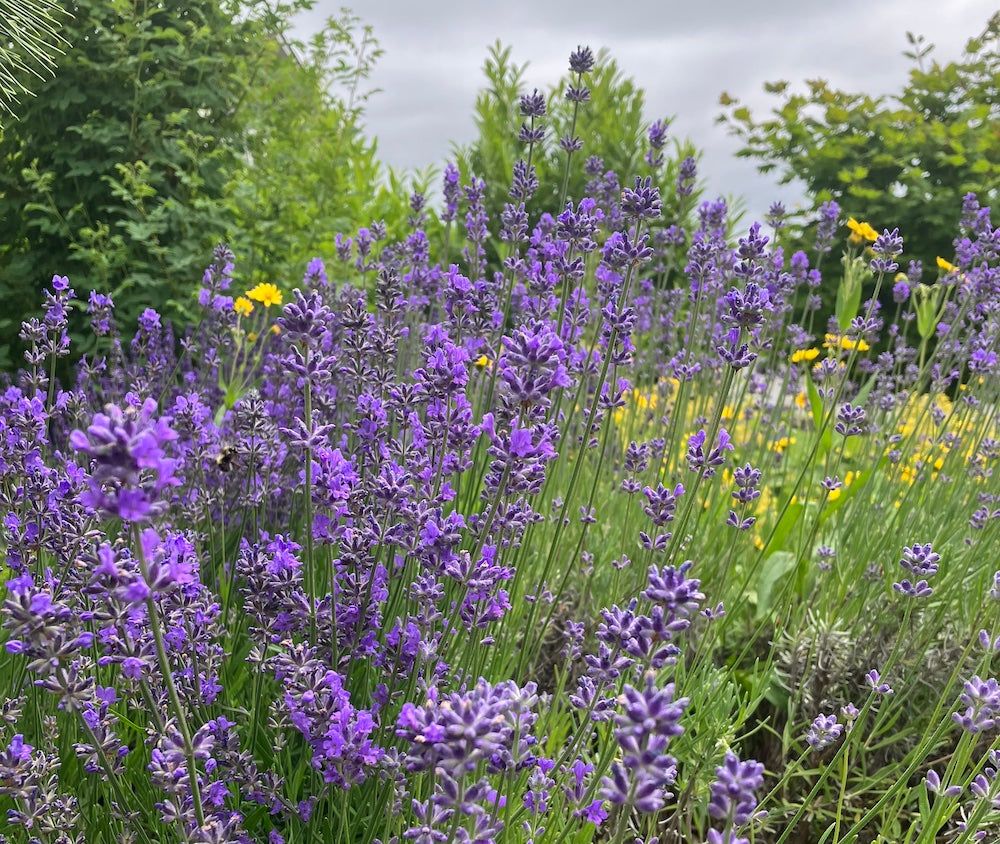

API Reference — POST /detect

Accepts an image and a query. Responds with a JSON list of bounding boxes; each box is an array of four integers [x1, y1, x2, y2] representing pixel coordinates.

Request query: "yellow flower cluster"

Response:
[[791, 348, 819, 364], [823, 333, 870, 353], [234, 297, 254, 317]]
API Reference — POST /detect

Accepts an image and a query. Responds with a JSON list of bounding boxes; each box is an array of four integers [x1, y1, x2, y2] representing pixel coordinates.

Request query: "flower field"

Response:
[[2, 41, 1000, 844]]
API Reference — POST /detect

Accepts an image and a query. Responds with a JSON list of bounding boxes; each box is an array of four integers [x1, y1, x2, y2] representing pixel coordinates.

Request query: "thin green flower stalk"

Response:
[[133, 528, 207, 831]]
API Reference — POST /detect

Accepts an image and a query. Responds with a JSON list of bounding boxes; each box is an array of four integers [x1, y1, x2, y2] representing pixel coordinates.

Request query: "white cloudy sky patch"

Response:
[[295, 0, 996, 222]]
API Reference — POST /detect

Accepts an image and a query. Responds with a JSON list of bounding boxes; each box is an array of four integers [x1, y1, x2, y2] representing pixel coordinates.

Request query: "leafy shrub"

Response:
[[718, 12, 1000, 289]]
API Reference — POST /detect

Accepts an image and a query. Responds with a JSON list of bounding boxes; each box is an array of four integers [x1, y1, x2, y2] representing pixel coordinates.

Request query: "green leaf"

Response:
[[754, 550, 797, 619]]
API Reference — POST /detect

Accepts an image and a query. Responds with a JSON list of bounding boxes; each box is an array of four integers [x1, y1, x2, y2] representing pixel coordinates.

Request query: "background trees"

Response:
[[718, 13, 999, 277], [0, 0, 412, 367]]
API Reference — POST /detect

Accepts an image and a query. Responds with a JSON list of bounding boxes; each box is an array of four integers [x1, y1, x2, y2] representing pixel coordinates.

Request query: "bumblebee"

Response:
[[213, 444, 239, 472]]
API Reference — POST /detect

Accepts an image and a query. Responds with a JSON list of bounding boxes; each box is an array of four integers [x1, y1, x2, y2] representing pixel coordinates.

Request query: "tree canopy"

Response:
[[717, 13, 1000, 277]]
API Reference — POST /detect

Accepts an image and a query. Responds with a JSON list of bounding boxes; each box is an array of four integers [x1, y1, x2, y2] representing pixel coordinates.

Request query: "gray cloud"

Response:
[[296, 0, 996, 222]]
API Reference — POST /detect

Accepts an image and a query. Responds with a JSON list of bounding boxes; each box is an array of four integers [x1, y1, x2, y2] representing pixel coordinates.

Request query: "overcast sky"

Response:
[[294, 0, 996, 223]]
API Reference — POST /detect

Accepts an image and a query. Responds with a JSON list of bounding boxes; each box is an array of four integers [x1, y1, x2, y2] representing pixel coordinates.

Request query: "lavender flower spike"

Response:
[[71, 398, 180, 522]]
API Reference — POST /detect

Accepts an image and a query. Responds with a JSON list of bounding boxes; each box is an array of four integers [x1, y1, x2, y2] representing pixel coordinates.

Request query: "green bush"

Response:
[[718, 13, 1000, 279]]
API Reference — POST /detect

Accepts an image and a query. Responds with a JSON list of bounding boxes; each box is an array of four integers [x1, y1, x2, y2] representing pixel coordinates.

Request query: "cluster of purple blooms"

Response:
[[2, 40, 1000, 844]]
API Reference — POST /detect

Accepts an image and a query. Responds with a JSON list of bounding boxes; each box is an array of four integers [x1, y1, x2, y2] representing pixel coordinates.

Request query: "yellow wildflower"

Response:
[[234, 297, 254, 317], [247, 331, 258, 343], [271, 325, 281, 335], [770, 436, 795, 453], [846, 217, 879, 242], [823, 333, 869, 352], [936, 256, 957, 273], [475, 355, 489, 368], [246, 283, 283, 308], [794, 391, 807, 409], [791, 348, 819, 364], [753, 534, 765, 551]]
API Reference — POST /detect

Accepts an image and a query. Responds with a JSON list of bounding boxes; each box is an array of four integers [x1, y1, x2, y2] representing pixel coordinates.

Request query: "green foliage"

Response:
[[718, 13, 1000, 276], [222, 9, 421, 289], [0, 0, 253, 365], [0, 0, 415, 369]]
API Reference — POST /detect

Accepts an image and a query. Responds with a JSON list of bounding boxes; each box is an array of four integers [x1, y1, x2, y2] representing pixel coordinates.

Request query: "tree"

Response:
[[0, 0, 413, 368], [223, 9, 421, 289], [0, 0, 255, 366], [717, 13, 1000, 277]]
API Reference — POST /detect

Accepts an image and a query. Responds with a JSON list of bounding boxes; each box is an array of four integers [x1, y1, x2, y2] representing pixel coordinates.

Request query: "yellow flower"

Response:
[[769, 436, 795, 453], [794, 391, 807, 409], [246, 283, 283, 308], [791, 348, 819, 364], [247, 331, 258, 343], [475, 355, 489, 368], [234, 297, 254, 317], [936, 256, 957, 273], [846, 217, 879, 242], [823, 333, 870, 352]]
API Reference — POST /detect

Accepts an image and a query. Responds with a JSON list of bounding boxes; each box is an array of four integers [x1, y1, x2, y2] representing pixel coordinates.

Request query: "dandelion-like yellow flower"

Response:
[[246, 283, 283, 308], [846, 217, 879, 242], [234, 297, 254, 317], [791, 348, 819, 364], [823, 333, 870, 352], [936, 256, 957, 273]]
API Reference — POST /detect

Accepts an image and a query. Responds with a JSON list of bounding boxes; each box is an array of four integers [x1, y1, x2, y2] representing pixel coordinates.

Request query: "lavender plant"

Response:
[[2, 43, 1000, 844]]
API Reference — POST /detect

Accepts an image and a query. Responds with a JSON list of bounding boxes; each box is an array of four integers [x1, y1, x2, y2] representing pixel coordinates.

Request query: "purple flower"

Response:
[[835, 403, 866, 437], [621, 177, 662, 221], [814, 200, 840, 253], [805, 713, 842, 750], [441, 163, 461, 224], [723, 282, 771, 330], [871, 227, 904, 274], [676, 156, 697, 197], [395, 679, 538, 774], [953, 676, 1000, 733], [865, 669, 894, 695], [497, 323, 570, 406], [893, 543, 941, 597], [686, 428, 734, 477], [708, 751, 765, 826], [899, 543, 941, 577], [568, 45, 595, 74], [70, 398, 180, 522]]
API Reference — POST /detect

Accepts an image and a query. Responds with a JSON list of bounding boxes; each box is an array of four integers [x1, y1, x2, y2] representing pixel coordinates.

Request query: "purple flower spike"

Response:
[[71, 398, 180, 522], [708, 751, 765, 826], [805, 713, 843, 750], [953, 676, 1000, 733]]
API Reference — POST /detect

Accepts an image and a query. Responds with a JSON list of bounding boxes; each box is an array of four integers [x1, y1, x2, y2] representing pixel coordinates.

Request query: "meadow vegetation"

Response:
[[1, 6, 999, 844]]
